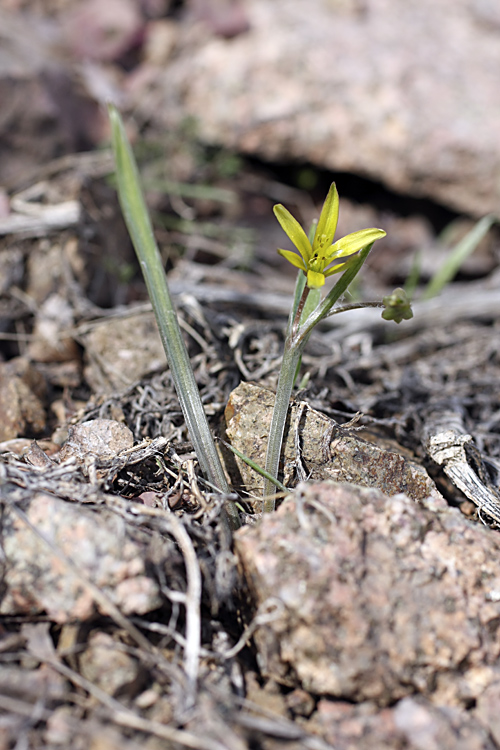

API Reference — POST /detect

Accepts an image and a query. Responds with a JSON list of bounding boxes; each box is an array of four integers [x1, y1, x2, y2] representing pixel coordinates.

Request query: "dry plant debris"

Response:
[[0, 81, 500, 748]]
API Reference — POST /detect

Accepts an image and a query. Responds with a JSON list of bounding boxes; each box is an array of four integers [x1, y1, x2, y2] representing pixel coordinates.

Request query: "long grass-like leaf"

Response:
[[422, 215, 497, 300], [108, 105, 240, 532]]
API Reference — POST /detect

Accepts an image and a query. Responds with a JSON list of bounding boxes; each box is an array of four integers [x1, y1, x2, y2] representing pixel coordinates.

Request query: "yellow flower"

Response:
[[274, 183, 386, 289]]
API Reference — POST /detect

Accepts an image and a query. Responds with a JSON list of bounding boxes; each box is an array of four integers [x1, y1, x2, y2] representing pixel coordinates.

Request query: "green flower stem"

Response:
[[299, 244, 373, 342], [291, 285, 310, 335], [262, 244, 375, 509], [324, 300, 384, 317], [108, 105, 240, 532], [262, 336, 304, 509]]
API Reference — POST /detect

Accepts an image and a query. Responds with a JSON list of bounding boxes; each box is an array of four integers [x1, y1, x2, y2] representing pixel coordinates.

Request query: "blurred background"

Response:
[[1, 0, 499, 306]]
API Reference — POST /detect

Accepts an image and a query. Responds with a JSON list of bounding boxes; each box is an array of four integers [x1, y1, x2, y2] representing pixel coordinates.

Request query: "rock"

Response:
[[140, 0, 500, 216], [0, 357, 46, 441], [187, 0, 251, 39], [224, 381, 441, 509], [25, 241, 73, 306], [0, 9, 108, 185], [79, 631, 143, 697], [476, 681, 500, 747], [0, 493, 162, 621], [58, 418, 134, 474], [28, 293, 80, 363], [234, 482, 500, 705], [61, 0, 143, 62], [311, 696, 496, 750], [82, 312, 165, 394], [0, 247, 23, 295]]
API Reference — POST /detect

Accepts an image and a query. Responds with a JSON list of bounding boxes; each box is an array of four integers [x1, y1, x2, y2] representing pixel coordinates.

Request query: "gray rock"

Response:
[[142, 0, 500, 215], [224, 381, 442, 510], [234, 481, 500, 706], [311, 696, 496, 750], [82, 313, 165, 394], [0, 493, 162, 621], [58, 418, 134, 473]]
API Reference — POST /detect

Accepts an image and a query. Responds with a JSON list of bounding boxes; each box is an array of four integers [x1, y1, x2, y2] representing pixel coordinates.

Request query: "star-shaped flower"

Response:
[[274, 182, 386, 289]]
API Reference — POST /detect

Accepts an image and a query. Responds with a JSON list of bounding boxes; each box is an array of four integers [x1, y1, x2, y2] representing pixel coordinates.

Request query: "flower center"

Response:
[[309, 255, 326, 273]]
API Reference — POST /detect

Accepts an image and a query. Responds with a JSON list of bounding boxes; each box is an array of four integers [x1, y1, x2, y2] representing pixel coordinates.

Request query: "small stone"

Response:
[[79, 631, 141, 697], [311, 697, 495, 750], [58, 418, 134, 470], [82, 313, 165, 394], [0, 357, 46, 441], [0, 493, 162, 621], [28, 293, 79, 363], [284, 688, 315, 718], [476, 681, 500, 747]]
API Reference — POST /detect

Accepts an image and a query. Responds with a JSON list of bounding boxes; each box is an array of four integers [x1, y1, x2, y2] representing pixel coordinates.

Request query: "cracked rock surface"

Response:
[[235, 481, 500, 706], [146, 0, 500, 216]]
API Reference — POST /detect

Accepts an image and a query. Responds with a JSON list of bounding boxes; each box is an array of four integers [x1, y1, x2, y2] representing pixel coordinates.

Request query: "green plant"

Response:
[[108, 105, 240, 533], [263, 184, 411, 509], [401, 215, 498, 302], [421, 215, 497, 300], [108, 105, 412, 523]]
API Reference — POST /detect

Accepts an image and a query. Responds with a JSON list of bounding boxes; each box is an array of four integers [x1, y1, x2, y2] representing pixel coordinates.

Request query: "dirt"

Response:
[[2, 3, 500, 749]]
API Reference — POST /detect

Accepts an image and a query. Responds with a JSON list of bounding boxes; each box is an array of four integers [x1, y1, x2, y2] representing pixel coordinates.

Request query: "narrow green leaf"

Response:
[[287, 269, 307, 338], [421, 215, 497, 300], [263, 341, 303, 509], [403, 250, 422, 299], [300, 286, 321, 323], [221, 439, 288, 493], [108, 105, 240, 532]]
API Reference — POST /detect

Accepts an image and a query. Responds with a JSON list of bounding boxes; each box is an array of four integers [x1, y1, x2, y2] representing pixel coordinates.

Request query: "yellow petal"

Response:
[[277, 248, 307, 271], [328, 227, 386, 258], [274, 205, 312, 262], [306, 270, 326, 288], [313, 182, 339, 251], [324, 260, 349, 277]]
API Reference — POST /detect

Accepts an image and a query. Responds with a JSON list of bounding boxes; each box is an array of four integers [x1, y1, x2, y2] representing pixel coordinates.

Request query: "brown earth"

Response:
[[1, 2, 500, 748]]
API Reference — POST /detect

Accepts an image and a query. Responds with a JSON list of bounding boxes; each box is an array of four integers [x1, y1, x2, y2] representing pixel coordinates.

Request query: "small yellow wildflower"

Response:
[[274, 182, 386, 289]]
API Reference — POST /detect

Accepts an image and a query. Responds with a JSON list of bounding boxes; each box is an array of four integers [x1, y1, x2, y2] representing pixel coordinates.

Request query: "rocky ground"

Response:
[[1, 1, 500, 748]]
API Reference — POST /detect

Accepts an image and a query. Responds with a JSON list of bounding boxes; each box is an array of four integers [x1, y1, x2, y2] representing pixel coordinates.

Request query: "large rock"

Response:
[[143, 0, 500, 216], [0, 493, 162, 621], [224, 381, 441, 510], [235, 482, 500, 707]]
